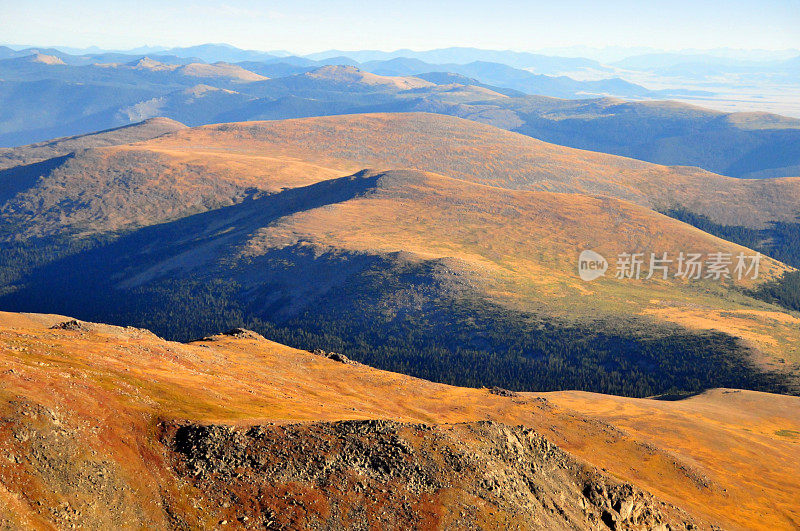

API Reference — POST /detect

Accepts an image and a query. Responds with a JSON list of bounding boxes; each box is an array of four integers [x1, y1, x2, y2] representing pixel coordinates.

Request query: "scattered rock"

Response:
[[326, 352, 350, 363], [201, 328, 266, 341], [311, 348, 356, 365], [220, 328, 265, 340], [489, 386, 519, 398], [161, 419, 696, 530], [50, 320, 91, 332]]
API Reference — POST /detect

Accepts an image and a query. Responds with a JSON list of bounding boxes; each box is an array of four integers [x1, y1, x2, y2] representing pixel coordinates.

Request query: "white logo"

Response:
[[578, 250, 608, 281], [579, 250, 760, 282]]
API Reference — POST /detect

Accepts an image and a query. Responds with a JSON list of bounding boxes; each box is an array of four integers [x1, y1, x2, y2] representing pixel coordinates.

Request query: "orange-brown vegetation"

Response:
[[3, 114, 799, 386], [0, 313, 797, 529], [141, 112, 800, 228]]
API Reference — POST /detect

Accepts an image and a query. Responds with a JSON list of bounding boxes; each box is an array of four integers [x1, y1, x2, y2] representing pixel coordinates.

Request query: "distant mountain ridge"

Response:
[[1, 45, 798, 178], [1, 59, 798, 178], [304, 46, 609, 74], [0, 50, 663, 146]]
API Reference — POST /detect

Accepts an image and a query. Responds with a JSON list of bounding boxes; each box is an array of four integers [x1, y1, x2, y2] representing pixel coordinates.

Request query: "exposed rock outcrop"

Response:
[[50, 319, 91, 332], [312, 348, 356, 365], [201, 328, 266, 342], [161, 419, 696, 530]]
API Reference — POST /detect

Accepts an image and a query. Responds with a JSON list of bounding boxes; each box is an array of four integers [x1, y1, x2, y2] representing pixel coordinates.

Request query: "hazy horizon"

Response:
[[2, 0, 798, 57], [2, 41, 799, 62]]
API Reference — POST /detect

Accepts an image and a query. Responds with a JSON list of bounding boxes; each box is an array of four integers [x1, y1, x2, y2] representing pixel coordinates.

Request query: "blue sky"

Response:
[[1, 0, 798, 54]]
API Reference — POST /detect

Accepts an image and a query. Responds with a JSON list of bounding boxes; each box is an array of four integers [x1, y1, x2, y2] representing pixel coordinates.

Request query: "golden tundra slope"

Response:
[[0, 313, 798, 530], [3, 114, 799, 379], [137, 112, 800, 228], [121, 113, 799, 374], [0, 116, 187, 171], [80, 168, 800, 377], [9, 112, 800, 241]]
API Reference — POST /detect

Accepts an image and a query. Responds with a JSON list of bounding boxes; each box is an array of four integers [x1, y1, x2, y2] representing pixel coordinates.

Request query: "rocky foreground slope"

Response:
[[0, 312, 798, 529], [162, 420, 688, 530]]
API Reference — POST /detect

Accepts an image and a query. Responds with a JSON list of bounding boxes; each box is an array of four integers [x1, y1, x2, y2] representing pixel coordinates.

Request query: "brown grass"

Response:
[[142, 112, 800, 227], [4, 113, 799, 387], [0, 314, 798, 529], [230, 169, 799, 368]]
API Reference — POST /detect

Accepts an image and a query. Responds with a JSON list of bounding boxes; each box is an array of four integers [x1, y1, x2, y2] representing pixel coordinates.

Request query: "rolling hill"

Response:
[[140, 113, 800, 227], [0, 312, 798, 529], [486, 97, 800, 178], [360, 59, 655, 98], [1, 53, 798, 180], [1, 114, 799, 397], [0, 116, 186, 170]]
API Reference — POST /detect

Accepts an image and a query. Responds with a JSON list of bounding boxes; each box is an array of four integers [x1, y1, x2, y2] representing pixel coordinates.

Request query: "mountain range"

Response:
[[1, 113, 799, 399], [613, 52, 800, 81], [1, 52, 799, 178], [2, 40, 800, 529]]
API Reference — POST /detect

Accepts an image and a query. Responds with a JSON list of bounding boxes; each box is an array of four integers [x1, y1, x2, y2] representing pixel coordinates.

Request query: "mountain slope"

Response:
[[0, 117, 186, 170], [0, 313, 798, 529], [114, 85, 254, 126], [142, 112, 800, 227], [0, 140, 347, 240], [500, 98, 800, 178], [240, 65, 435, 100], [3, 167, 797, 396], [1, 55, 797, 179], [376, 59, 653, 98], [1, 114, 799, 397], [0, 78, 166, 146]]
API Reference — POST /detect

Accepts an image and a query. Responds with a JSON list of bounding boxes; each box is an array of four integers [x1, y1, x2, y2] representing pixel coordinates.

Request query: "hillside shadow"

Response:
[[648, 390, 706, 401], [2, 169, 383, 294], [0, 154, 72, 204]]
